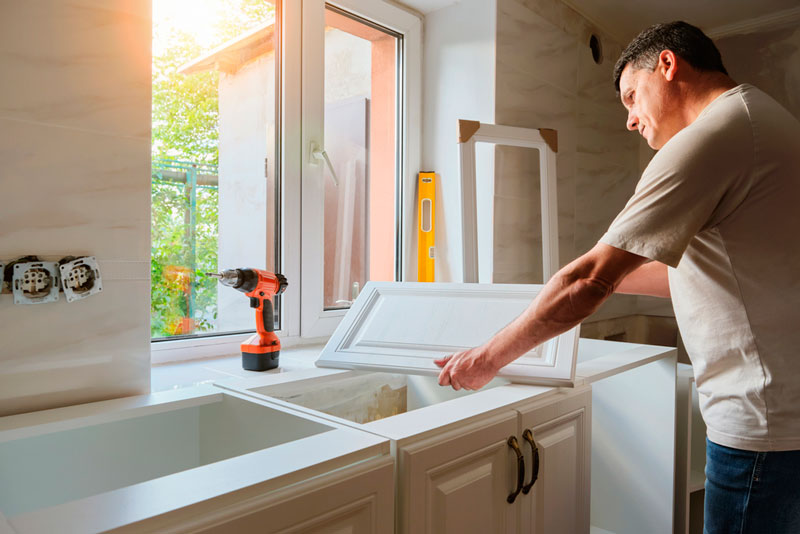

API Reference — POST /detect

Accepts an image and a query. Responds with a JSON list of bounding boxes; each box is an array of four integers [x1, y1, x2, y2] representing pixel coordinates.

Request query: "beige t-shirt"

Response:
[[600, 84, 800, 451]]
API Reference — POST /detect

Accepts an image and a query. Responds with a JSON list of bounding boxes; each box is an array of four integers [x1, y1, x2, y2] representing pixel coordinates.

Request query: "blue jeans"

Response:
[[704, 438, 800, 534]]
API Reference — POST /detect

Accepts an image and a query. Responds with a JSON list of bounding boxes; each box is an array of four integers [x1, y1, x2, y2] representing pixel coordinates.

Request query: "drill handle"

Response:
[[251, 295, 276, 335]]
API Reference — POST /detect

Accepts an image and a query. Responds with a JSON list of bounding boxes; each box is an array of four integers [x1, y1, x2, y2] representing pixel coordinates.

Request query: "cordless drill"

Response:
[[207, 268, 288, 371]]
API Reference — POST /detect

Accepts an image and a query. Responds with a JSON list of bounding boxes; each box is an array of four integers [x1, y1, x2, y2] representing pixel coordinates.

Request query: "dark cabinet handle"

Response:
[[522, 428, 539, 494], [507, 435, 525, 504]]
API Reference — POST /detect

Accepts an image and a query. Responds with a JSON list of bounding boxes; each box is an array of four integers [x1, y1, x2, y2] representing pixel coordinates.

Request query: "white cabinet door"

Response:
[[397, 411, 519, 534], [317, 281, 579, 386], [185, 456, 394, 534], [517, 388, 591, 534]]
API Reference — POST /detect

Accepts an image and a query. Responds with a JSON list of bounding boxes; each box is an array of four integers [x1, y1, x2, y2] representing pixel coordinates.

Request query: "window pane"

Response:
[[322, 6, 400, 310], [151, 0, 279, 339]]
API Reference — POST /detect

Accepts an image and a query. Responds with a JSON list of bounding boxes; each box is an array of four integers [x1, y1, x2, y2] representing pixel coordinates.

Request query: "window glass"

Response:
[[322, 6, 400, 310], [151, 0, 279, 340]]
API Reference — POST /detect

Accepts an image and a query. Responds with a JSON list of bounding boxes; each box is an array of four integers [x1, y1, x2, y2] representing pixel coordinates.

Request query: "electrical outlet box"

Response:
[[12, 261, 60, 304], [59, 256, 103, 303]]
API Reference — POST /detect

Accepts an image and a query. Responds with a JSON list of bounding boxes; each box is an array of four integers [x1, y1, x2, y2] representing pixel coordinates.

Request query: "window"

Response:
[[299, 0, 421, 337], [151, 0, 420, 361]]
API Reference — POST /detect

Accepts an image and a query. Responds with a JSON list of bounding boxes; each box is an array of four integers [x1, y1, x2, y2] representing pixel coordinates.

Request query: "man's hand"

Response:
[[432, 243, 650, 391], [434, 346, 499, 390]]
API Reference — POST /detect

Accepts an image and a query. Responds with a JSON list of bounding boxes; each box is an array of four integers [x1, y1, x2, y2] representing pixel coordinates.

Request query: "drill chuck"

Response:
[[208, 269, 242, 288]]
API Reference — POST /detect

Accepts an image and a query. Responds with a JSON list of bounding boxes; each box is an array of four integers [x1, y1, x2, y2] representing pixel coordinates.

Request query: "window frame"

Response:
[[151, 0, 421, 363]]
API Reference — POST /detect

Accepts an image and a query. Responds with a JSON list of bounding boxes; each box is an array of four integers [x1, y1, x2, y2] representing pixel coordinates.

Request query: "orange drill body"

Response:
[[208, 268, 287, 371]]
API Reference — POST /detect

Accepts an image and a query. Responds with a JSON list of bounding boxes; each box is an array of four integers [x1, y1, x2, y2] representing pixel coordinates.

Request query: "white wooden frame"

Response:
[[300, 0, 422, 338], [316, 281, 579, 386], [457, 121, 559, 283]]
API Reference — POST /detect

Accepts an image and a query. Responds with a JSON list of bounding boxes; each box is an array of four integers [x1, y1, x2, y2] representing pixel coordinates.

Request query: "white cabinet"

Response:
[[398, 410, 519, 534], [0, 385, 392, 534], [220, 368, 595, 534], [186, 456, 394, 534], [518, 389, 591, 534]]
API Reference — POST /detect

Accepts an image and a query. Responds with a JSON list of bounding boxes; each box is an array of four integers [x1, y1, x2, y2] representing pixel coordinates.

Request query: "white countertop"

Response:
[[151, 344, 326, 392]]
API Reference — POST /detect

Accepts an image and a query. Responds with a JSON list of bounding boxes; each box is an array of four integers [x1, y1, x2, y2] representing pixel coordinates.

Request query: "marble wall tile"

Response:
[[0, 281, 151, 416], [576, 97, 636, 157], [0, 1, 152, 415], [0, 0, 151, 138], [496, 57, 578, 131], [715, 26, 800, 120], [574, 152, 638, 254], [557, 171, 576, 264], [497, 0, 578, 95], [576, 34, 621, 108], [0, 119, 150, 259], [494, 195, 545, 283]]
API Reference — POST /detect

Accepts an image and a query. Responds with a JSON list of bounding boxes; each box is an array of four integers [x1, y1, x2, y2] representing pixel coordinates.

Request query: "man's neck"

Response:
[[683, 74, 738, 125]]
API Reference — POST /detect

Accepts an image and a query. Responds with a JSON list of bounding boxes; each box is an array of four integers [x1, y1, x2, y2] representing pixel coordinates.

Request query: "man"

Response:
[[435, 21, 800, 533]]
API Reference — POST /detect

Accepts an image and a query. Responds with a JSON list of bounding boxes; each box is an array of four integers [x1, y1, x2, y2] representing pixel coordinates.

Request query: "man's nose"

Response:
[[625, 109, 639, 130], [626, 110, 638, 131]]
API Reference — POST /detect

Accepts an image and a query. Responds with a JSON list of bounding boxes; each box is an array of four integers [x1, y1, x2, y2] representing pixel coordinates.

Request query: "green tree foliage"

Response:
[[151, 0, 273, 338]]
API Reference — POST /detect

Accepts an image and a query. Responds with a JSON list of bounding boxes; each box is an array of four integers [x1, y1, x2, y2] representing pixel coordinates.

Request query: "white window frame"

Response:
[[152, 0, 421, 363], [299, 0, 421, 338]]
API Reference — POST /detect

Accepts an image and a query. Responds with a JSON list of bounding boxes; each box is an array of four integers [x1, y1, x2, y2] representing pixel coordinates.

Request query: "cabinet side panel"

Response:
[[590, 356, 676, 534]]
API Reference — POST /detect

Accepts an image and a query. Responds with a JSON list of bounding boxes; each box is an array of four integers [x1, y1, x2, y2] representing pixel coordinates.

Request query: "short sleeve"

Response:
[[600, 97, 753, 267]]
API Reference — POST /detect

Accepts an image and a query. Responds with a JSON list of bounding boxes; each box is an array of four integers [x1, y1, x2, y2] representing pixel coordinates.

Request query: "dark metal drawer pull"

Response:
[[522, 428, 539, 494], [507, 435, 525, 504]]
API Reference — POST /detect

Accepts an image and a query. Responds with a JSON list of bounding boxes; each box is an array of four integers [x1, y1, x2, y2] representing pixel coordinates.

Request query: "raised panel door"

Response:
[[518, 389, 591, 534], [397, 411, 518, 534]]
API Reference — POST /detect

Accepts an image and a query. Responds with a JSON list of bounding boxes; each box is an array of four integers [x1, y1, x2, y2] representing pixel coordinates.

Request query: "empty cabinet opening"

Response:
[[251, 371, 510, 424], [0, 394, 333, 518]]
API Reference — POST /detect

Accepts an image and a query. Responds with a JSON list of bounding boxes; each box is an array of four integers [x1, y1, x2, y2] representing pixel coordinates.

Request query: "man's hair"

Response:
[[613, 21, 728, 93]]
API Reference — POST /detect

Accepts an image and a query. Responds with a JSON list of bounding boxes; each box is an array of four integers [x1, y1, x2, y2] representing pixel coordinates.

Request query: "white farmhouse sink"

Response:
[[249, 369, 511, 425], [0, 384, 388, 534]]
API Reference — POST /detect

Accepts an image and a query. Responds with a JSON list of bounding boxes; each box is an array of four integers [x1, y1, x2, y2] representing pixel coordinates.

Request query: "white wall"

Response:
[[421, 0, 497, 282], [0, 1, 152, 416], [217, 54, 275, 332]]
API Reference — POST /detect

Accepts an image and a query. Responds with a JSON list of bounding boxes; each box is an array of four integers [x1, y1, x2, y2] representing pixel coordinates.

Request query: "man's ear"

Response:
[[658, 50, 678, 82]]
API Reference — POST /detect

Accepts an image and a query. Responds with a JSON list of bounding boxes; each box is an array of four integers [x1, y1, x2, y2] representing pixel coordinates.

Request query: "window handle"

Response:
[[309, 142, 340, 187]]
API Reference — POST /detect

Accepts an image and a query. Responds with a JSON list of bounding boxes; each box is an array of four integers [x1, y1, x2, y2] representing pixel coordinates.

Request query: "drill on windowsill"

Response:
[[207, 268, 288, 371]]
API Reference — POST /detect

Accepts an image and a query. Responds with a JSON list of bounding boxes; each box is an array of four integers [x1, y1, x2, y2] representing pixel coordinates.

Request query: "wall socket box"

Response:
[[12, 261, 61, 305], [59, 256, 103, 303]]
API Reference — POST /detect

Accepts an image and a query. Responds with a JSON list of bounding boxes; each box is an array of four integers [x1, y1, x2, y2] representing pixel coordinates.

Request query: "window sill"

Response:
[[151, 342, 328, 392]]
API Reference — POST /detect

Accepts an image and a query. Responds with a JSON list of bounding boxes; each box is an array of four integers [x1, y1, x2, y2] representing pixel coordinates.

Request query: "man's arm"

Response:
[[615, 260, 670, 298], [435, 243, 649, 390]]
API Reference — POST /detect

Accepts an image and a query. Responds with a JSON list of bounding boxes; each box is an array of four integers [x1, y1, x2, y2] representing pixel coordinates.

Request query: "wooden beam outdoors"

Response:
[[325, 9, 392, 42]]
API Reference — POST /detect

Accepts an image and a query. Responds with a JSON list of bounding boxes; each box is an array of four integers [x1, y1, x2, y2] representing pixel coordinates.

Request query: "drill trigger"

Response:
[[249, 297, 259, 308]]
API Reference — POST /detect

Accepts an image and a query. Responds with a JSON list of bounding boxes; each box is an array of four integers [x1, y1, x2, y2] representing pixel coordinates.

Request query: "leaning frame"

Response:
[[457, 120, 559, 283]]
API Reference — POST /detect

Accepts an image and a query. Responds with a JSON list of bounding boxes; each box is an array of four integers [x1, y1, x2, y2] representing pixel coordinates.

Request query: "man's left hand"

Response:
[[434, 346, 499, 391]]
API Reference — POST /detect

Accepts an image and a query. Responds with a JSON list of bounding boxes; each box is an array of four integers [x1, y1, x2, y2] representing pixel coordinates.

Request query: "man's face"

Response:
[[619, 62, 682, 150]]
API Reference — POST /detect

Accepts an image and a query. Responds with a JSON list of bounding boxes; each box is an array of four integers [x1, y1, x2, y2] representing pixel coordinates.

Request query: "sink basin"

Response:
[[247, 370, 510, 425], [0, 384, 388, 533]]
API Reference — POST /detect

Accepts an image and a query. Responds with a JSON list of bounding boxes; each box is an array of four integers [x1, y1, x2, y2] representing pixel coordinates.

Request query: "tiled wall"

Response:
[[0, 1, 152, 415], [715, 25, 800, 121], [493, 0, 640, 283]]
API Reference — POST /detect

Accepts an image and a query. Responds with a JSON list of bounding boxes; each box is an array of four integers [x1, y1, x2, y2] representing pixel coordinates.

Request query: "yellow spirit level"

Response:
[[417, 172, 435, 282]]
